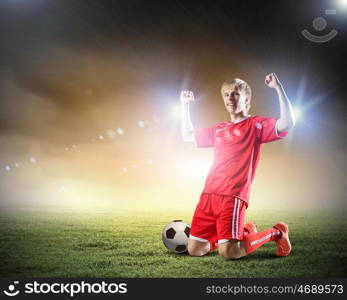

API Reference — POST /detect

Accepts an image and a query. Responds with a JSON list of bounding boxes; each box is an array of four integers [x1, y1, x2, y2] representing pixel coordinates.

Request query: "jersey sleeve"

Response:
[[194, 124, 218, 148], [255, 117, 288, 144]]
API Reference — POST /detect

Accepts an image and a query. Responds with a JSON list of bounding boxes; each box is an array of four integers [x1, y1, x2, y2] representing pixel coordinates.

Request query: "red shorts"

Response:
[[190, 193, 247, 244]]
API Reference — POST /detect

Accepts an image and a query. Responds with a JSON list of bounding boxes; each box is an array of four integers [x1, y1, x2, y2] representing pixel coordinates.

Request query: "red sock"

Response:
[[242, 228, 281, 255]]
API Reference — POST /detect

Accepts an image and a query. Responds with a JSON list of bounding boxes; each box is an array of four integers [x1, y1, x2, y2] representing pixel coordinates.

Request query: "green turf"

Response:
[[0, 209, 346, 278]]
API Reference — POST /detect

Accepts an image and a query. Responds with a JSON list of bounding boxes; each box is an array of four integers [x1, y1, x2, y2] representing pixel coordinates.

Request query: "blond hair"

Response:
[[221, 78, 252, 111]]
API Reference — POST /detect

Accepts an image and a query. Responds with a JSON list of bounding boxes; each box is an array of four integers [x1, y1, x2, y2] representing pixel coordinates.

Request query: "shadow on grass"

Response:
[[243, 253, 284, 260], [169, 250, 295, 261], [166, 251, 190, 258], [165, 250, 289, 260]]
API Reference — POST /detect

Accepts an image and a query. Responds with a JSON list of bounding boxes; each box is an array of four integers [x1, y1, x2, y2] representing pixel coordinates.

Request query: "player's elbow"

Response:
[[277, 118, 295, 133], [280, 123, 295, 133]]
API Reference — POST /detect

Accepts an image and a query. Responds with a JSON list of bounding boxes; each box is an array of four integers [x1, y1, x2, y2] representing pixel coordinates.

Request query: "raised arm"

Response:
[[180, 90, 195, 143], [265, 73, 296, 133]]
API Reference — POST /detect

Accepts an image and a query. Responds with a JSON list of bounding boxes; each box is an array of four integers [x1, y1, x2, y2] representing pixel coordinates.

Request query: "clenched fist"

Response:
[[265, 73, 281, 89], [180, 90, 194, 103]]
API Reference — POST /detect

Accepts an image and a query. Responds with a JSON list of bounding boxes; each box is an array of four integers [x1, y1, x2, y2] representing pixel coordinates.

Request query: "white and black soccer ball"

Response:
[[162, 220, 190, 253]]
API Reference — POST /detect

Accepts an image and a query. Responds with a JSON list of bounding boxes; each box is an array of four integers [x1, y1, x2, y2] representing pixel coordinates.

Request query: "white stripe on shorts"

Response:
[[232, 198, 236, 238], [236, 198, 241, 238], [232, 198, 241, 239]]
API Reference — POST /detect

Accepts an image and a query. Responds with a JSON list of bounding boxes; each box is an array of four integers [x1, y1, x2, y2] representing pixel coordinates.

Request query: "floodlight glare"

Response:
[[171, 104, 181, 119], [292, 107, 302, 121], [185, 157, 210, 177]]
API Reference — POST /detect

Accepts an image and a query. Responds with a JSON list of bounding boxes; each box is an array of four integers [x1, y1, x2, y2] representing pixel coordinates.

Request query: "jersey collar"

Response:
[[228, 115, 251, 124]]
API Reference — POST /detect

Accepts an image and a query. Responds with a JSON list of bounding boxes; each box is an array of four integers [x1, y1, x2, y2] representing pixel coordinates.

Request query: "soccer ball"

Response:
[[162, 220, 190, 253]]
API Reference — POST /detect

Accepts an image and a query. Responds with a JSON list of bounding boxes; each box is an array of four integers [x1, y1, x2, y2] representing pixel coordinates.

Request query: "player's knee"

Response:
[[188, 242, 209, 257], [188, 248, 205, 257], [188, 246, 208, 257], [219, 249, 238, 260], [219, 244, 242, 260]]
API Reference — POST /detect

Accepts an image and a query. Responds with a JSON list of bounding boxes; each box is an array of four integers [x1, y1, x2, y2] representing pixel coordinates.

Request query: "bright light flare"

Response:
[[171, 104, 181, 119], [106, 129, 116, 139], [292, 106, 302, 121], [59, 186, 69, 193], [117, 128, 124, 135], [183, 157, 211, 178], [137, 121, 145, 128], [338, 0, 347, 8]]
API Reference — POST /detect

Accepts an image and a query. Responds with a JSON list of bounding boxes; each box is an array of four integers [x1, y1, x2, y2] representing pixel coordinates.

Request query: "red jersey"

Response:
[[194, 116, 287, 205]]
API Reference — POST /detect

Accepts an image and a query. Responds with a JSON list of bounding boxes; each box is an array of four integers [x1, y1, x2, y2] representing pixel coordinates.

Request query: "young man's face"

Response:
[[221, 85, 249, 115]]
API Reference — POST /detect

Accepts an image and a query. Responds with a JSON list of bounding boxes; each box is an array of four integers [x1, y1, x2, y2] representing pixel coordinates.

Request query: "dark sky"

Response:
[[0, 0, 346, 132], [0, 0, 346, 210], [1, 0, 346, 118]]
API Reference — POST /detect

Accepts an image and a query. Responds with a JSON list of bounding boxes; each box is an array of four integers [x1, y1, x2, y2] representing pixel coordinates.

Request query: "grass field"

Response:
[[0, 208, 346, 278]]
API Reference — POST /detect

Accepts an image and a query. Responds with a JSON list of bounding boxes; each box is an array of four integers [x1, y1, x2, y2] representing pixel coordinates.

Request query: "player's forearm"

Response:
[[275, 84, 295, 132], [181, 102, 195, 142]]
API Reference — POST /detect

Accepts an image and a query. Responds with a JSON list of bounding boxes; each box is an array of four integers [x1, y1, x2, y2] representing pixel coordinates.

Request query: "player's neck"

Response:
[[229, 112, 250, 123]]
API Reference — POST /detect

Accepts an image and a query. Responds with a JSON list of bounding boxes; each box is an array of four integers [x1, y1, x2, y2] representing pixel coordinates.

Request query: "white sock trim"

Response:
[[218, 239, 231, 245]]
